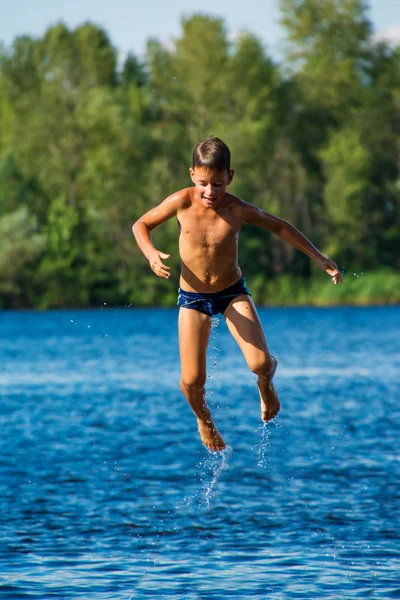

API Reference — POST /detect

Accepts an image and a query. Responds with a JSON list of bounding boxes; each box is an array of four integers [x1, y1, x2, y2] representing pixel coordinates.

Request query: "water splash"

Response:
[[207, 318, 221, 384], [174, 446, 232, 511], [254, 422, 278, 469], [196, 445, 232, 509], [210, 316, 220, 331]]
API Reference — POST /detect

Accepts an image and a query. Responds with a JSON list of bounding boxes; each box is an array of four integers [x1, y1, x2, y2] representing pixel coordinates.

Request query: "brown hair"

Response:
[[192, 137, 231, 172]]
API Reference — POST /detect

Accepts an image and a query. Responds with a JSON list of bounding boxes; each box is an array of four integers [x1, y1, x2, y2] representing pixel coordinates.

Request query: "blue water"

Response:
[[1, 306, 399, 599]]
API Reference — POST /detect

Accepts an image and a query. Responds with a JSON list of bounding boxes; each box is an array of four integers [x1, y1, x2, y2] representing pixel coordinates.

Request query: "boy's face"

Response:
[[189, 167, 234, 209]]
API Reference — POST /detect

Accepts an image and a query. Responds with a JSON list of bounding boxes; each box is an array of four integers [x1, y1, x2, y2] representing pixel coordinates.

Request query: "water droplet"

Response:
[[255, 424, 273, 468]]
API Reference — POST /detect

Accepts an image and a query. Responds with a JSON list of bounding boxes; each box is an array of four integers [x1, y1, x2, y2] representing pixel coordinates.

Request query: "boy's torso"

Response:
[[177, 189, 245, 293]]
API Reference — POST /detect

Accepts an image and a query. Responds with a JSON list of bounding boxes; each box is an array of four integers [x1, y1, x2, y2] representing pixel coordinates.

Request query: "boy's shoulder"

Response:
[[224, 193, 253, 213], [225, 192, 246, 206], [171, 187, 194, 209]]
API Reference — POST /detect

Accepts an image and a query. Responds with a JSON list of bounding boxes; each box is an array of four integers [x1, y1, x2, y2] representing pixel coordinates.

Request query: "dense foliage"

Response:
[[1, 0, 399, 308]]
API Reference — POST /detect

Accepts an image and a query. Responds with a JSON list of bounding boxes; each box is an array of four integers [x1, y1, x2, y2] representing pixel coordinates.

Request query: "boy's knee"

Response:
[[250, 355, 277, 378], [180, 374, 206, 394]]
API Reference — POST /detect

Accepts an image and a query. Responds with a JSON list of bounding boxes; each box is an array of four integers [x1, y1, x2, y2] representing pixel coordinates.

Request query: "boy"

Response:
[[133, 137, 342, 452]]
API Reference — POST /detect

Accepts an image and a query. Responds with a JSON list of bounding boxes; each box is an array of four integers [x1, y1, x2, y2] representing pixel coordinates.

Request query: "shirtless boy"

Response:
[[133, 137, 342, 452]]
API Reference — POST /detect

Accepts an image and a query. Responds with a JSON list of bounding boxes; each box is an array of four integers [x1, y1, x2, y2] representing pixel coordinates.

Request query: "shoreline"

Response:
[[1, 271, 399, 310], [0, 300, 399, 311]]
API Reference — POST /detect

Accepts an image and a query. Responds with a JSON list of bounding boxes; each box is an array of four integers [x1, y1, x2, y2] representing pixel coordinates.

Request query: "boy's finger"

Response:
[[332, 272, 342, 284], [335, 271, 343, 283], [156, 265, 170, 278]]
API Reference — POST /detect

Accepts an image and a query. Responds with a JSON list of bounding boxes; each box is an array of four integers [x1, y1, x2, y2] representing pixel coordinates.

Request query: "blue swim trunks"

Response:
[[177, 277, 251, 317]]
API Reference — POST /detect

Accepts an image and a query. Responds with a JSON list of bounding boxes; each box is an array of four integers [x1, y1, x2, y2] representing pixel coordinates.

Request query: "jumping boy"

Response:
[[133, 137, 342, 452]]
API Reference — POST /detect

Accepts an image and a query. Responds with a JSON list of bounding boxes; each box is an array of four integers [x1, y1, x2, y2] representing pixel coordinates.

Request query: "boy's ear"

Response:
[[189, 167, 195, 183], [227, 170, 234, 185]]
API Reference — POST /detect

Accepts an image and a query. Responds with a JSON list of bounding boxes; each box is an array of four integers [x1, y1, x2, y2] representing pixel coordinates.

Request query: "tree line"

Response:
[[0, 0, 399, 308]]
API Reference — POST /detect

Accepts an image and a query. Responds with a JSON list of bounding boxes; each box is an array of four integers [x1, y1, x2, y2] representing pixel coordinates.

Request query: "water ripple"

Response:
[[0, 307, 399, 598]]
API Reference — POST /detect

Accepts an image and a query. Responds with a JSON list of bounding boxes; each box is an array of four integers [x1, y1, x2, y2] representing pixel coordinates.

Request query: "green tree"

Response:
[[0, 207, 45, 307], [0, 10, 399, 308], [320, 127, 371, 261], [280, 0, 372, 117], [0, 152, 45, 218]]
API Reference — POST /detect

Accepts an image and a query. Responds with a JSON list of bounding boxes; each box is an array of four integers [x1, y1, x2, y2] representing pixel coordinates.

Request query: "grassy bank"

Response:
[[249, 270, 400, 307], [2, 270, 399, 310]]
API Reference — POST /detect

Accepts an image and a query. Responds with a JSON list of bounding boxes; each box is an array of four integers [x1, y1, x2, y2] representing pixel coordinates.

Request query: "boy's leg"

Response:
[[178, 307, 226, 451], [224, 296, 280, 422]]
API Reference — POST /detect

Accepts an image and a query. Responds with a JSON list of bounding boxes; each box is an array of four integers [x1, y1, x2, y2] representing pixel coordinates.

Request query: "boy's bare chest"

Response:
[[177, 210, 240, 248]]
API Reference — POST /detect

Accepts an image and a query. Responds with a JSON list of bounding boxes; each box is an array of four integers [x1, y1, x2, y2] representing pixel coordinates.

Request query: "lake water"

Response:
[[0, 306, 399, 599]]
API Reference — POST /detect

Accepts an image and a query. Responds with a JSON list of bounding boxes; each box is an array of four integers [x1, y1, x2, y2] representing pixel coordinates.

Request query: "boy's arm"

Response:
[[242, 202, 343, 285], [132, 190, 188, 279]]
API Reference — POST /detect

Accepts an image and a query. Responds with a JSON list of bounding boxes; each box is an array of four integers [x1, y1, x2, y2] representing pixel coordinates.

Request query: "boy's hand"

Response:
[[149, 250, 171, 279], [316, 255, 343, 285]]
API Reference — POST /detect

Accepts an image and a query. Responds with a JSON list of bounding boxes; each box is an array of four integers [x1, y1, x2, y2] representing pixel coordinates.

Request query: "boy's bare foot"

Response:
[[258, 357, 280, 423], [259, 381, 280, 423], [197, 417, 226, 451]]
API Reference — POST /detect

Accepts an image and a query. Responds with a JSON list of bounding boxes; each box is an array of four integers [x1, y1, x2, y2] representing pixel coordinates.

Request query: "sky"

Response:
[[1, 0, 400, 61]]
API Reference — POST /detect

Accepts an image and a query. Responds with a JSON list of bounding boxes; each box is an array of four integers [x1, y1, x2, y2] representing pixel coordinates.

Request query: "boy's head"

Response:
[[190, 137, 234, 208], [192, 136, 231, 172]]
